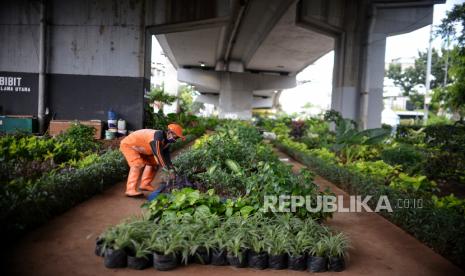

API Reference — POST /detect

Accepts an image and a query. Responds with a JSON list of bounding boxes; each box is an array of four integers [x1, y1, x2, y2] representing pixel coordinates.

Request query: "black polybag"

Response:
[[247, 251, 268, 270], [211, 249, 228, 266], [268, 253, 287, 269], [95, 238, 104, 257], [104, 248, 127, 268], [153, 252, 178, 271], [288, 255, 307, 270], [307, 255, 328, 272], [226, 252, 247, 268], [127, 255, 152, 270], [191, 247, 211, 264], [328, 256, 345, 272]]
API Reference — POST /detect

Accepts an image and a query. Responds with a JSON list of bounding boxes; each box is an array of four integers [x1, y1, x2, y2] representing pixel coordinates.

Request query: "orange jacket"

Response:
[[120, 129, 172, 168]]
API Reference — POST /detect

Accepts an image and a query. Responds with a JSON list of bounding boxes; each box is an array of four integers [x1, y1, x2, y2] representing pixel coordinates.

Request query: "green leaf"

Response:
[[239, 206, 255, 218]]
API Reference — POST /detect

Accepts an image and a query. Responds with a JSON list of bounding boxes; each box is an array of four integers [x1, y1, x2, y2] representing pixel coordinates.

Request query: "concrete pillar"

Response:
[[178, 68, 295, 119], [361, 32, 387, 129], [219, 73, 253, 119], [332, 4, 434, 129]]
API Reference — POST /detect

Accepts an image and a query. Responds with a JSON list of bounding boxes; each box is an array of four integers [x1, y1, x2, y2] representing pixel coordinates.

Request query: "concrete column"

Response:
[[361, 32, 386, 129], [219, 73, 253, 119], [332, 4, 433, 129], [178, 68, 296, 119]]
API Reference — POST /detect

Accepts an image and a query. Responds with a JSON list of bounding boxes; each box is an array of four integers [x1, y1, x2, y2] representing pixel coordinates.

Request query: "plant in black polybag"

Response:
[[326, 233, 349, 272], [102, 226, 131, 268], [210, 224, 229, 266], [264, 223, 289, 269], [246, 215, 269, 270], [127, 240, 152, 270], [308, 240, 328, 272]]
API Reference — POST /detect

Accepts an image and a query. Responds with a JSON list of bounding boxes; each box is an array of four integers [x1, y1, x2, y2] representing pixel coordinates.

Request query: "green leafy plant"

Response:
[[389, 173, 437, 193], [323, 233, 349, 257]]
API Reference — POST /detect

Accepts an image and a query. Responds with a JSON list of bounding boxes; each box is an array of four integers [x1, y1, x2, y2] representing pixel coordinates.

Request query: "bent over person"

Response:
[[119, 124, 185, 197]]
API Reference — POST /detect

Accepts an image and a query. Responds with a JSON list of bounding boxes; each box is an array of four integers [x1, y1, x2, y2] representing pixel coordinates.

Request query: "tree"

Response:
[[437, 3, 465, 120], [386, 48, 450, 98], [178, 84, 204, 114]]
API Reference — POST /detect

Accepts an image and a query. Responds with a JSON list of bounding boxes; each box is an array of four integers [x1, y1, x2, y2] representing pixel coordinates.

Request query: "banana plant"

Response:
[[332, 119, 390, 164]]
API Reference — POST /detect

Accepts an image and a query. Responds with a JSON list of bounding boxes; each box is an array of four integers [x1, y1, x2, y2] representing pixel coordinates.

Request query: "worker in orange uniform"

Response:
[[119, 124, 185, 197]]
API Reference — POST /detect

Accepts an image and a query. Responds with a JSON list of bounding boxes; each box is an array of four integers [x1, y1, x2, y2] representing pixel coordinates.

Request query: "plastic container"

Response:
[[108, 119, 117, 129], [108, 110, 117, 120], [105, 130, 116, 140], [117, 119, 126, 130]]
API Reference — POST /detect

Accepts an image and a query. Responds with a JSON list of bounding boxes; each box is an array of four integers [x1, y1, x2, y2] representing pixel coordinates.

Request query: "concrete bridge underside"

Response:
[[0, 0, 443, 130]]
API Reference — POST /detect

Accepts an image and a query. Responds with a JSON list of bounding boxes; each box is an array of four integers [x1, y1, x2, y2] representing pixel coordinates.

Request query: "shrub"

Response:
[[0, 150, 128, 242], [381, 143, 425, 174], [275, 140, 465, 269]]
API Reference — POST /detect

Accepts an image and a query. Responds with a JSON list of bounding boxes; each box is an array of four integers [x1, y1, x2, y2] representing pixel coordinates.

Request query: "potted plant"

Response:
[[287, 230, 312, 271], [326, 233, 348, 272], [210, 225, 228, 266], [265, 225, 289, 269], [307, 240, 328, 272], [127, 240, 152, 270], [103, 226, 130, 268], [187, 228, 213, 265], [247, 231, 268, 270], [225, 234, 248, 267], [149, 229, 181, 271]]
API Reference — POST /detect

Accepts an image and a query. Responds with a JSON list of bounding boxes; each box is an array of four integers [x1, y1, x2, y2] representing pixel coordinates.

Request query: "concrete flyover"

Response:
[[0, 0, 444, 129]]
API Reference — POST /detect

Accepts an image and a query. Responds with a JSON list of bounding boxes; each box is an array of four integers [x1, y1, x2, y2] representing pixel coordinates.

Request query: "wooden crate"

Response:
[[49, 120, 103, 139]]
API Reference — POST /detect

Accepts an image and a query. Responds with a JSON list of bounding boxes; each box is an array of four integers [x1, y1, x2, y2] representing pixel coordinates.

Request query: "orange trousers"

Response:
[[120, 140, 158, 196]]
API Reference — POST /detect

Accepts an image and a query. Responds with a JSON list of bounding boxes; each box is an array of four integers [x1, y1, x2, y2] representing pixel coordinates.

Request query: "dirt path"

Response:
[[4, 148, 464, 276]]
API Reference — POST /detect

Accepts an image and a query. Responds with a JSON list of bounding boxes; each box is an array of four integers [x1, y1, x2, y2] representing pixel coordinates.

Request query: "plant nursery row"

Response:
[[258, 111, 465, 268], [97, 122, 349, 272], [0, 115, 213, 243]]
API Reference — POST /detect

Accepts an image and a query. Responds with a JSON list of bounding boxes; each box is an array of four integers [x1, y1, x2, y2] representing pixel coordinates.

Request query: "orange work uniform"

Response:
[[120, 129, 172, 196]]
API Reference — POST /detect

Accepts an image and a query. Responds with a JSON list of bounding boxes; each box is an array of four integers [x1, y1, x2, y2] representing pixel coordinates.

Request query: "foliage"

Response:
[[323, 233, 349, 257], [309, 148, 338, 164], [386, 48, 450, 96], [437, 3, 465, 119], [389, 173, 437, 194], [348, 160, 399, 184], [380, 143, 425, 175], [173, 122, 332, 221], [147, 85, 177, 105], [0, 123, 98, 164], [432, 194, 465, 217], [331, 118, 390, 164], [56, 123, 99, 153], [0, 150, 128, 242], [275, 140, 465, 268], [145, 188, 257, 220], [178, 84, 204, 114]]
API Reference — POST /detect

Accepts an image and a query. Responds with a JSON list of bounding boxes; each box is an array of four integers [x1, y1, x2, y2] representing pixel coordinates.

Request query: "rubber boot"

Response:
[[125, 166, 143, 197], [140, 165, 156, 192]]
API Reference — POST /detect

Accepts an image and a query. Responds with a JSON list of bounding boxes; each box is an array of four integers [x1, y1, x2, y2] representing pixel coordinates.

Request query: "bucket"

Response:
[[105, 130, 116, 140], [108, 119, 117, 129], [117, 119, 126, 131]]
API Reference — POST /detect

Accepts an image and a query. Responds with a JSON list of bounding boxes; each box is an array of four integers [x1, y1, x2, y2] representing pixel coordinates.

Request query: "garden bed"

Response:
[[0, 121, 209, 244], [96, 122, 350, 272], [273, 140, 465, 269]]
